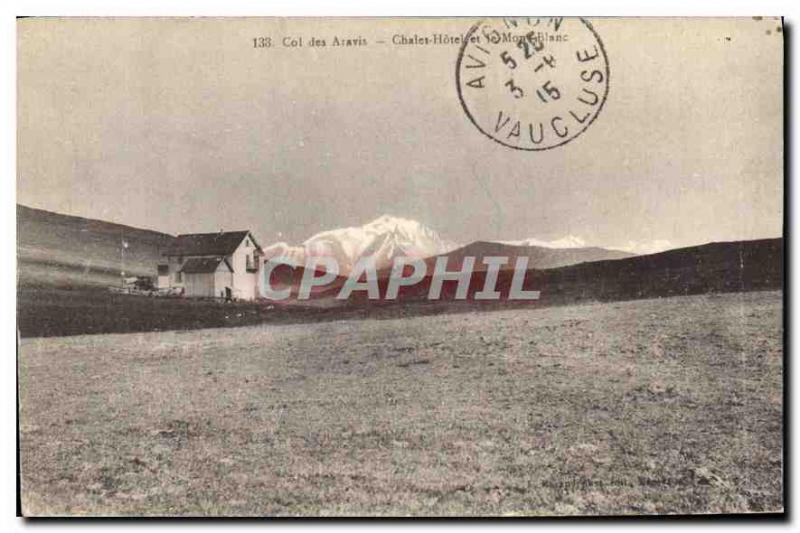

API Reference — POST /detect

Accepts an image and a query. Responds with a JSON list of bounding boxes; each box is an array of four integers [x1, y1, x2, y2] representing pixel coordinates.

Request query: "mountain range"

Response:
[[263, 215, 458, 274], [18, 205, 782, 308], [428, 240, 633, 272], [499, 236, 589, 248], [263, 215, 633, 274], [16, 204, 783, 337], [18, 206, 634, 288]]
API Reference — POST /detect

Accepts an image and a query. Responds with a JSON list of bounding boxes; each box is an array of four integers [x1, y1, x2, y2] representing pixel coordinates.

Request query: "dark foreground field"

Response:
[[19, 291, 783, 516], [16, 286, 544, 338]]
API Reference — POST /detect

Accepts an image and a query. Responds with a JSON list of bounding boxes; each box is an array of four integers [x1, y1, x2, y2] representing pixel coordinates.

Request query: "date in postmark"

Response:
[[456, 17, 610, 151]]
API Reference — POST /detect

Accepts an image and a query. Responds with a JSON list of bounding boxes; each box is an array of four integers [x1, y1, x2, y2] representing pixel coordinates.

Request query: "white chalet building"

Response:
[[158, 230, 263, 300]]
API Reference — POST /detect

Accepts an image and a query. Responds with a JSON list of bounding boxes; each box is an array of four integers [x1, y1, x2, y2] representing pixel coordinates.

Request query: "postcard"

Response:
[[17, 16, 784, 517]]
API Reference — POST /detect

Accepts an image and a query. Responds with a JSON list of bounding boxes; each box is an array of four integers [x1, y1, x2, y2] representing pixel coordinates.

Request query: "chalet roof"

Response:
[[164, 231, 258, 257], [179, 256, 233, 274]]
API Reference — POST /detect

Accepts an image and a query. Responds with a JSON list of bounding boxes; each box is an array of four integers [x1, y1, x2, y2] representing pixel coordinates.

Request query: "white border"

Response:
[[3, 1, 796, 531]]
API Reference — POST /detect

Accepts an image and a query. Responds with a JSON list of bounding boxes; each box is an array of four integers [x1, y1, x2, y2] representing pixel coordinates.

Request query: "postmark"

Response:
[[456, 17, 610, 151]]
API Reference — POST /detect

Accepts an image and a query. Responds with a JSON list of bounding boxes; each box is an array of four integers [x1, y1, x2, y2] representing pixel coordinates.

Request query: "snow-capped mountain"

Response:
[[498, 235, 588, 249], [262, 215, 459, 274], [499, 236, 673, 255]]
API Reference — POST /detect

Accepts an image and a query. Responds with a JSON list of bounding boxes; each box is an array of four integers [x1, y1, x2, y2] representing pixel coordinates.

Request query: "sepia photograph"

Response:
[[15, 16, 784, 517]]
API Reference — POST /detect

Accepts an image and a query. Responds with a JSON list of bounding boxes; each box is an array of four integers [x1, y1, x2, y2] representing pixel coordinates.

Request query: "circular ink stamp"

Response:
[[456, 17, 610, 151]]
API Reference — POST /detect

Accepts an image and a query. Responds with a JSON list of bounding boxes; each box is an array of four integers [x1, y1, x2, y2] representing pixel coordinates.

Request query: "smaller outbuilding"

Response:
[[179, 256, 234, 299]]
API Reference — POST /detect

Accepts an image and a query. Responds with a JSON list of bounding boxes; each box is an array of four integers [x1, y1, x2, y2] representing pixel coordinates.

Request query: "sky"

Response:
[[17, 17, 783, 253]]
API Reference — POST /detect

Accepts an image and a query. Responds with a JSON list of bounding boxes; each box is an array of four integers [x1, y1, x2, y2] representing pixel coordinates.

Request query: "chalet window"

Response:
[[157, 264, 169, 275], [246, 254, 256, 272], [176, 271, 183, 283]]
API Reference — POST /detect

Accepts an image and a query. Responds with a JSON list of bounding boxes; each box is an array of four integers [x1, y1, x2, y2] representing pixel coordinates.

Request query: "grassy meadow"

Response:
[[18, 291, 783, 516]]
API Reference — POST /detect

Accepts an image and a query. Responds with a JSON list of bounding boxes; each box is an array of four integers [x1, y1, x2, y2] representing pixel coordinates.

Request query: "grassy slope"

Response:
[[17, 204, 174, 288], [19, 291, 783, 516]]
